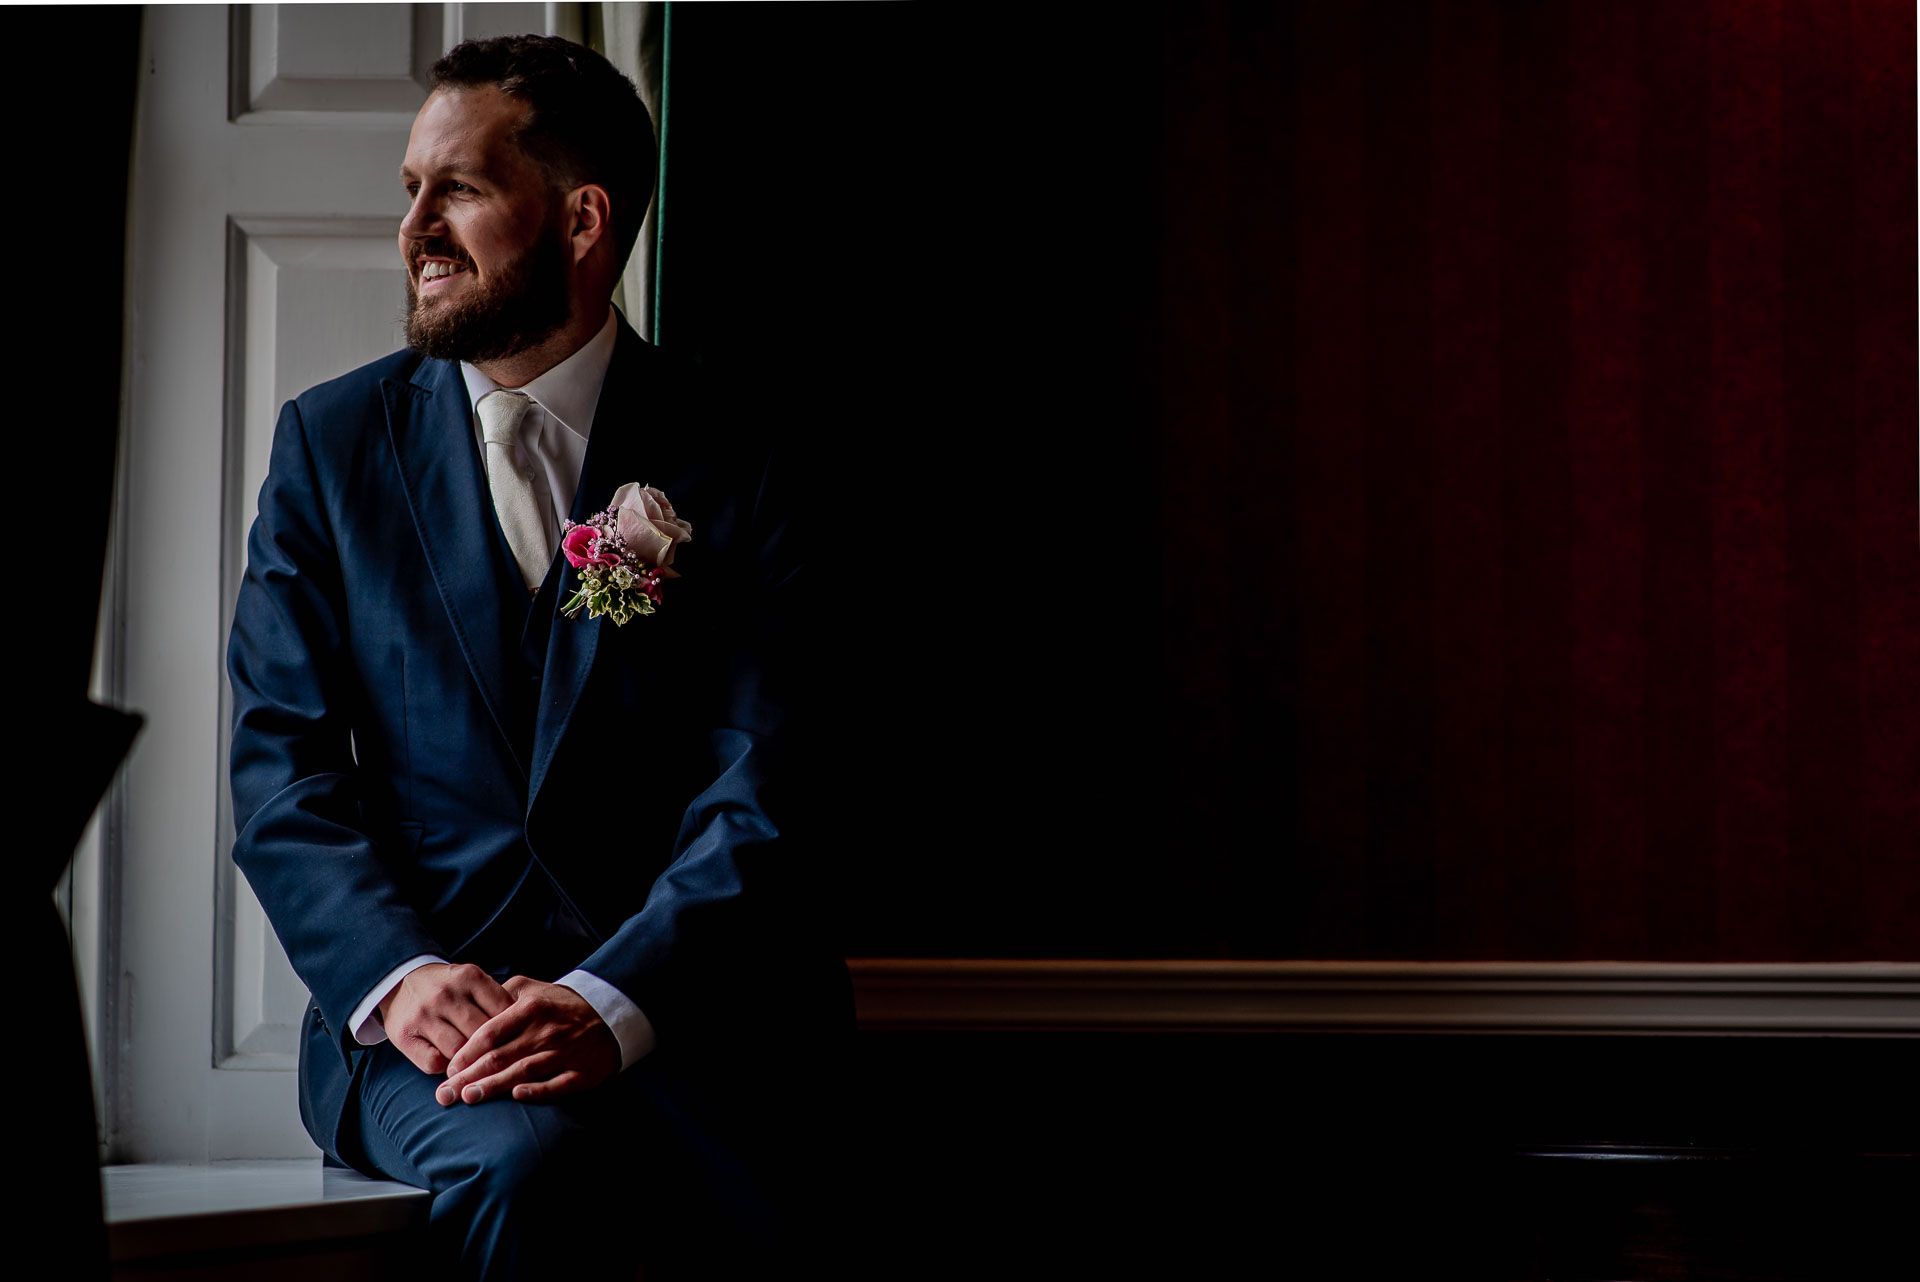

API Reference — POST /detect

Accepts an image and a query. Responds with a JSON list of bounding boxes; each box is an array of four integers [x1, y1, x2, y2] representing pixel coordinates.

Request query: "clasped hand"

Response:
[[378, 962, 621, 1105]]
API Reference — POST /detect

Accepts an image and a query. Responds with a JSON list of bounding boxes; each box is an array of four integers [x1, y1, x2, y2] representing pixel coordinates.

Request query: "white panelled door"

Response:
[[113, 2, 557, 1162]]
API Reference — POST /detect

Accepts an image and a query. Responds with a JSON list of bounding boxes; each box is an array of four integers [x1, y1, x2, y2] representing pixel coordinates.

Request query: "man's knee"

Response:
[[465, 1101, 637, 1210]]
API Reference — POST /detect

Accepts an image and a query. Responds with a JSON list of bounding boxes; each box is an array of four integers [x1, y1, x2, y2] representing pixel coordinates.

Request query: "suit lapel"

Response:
[[525, 310, 694, 824], [384, 355, 536, 783]]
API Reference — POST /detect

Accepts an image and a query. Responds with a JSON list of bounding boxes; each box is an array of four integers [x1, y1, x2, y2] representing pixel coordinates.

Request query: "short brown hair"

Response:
[[428, 34, 657, 278]]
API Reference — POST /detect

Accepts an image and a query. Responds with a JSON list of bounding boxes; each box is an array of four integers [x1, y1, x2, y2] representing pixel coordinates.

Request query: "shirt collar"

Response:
[[458, 301, 618, 442]]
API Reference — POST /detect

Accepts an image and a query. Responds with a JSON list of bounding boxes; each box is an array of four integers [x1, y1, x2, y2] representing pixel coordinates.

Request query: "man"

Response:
[[226, 34, 851, 1279]]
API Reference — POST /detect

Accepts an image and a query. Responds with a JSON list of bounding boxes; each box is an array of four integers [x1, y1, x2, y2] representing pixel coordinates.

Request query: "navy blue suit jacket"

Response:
[[226, 307, 850, 1167]]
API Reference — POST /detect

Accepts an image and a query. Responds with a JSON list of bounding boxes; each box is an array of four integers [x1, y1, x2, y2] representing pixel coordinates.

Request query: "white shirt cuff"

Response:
[[348, 953, 448, 1045], [555, 968, 657, 1069]]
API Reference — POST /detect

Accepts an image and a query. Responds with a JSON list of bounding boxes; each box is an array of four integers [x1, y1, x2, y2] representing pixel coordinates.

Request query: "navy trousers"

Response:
[[333, 865, 829, 1280], [343, 1019, 794, 1280]]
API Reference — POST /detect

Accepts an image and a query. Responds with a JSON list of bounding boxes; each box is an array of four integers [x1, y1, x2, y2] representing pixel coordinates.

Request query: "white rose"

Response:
[[610, 482, 693, 577]]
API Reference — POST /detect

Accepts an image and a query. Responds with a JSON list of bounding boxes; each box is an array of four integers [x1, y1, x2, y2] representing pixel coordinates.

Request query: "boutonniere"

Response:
[[558, 482, 693, 626]]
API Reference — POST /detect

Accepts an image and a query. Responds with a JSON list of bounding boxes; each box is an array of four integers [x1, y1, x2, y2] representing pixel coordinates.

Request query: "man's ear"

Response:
[[567, 184, 613, 266]]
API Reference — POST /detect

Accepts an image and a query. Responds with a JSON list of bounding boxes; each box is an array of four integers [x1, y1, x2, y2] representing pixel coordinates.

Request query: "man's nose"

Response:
[[398, 192, 443, 241]]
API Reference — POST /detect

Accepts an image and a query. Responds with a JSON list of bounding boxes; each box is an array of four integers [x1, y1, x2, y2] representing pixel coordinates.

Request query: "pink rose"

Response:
[[561, 522, 621, 569], [611, 482, 693, 575]]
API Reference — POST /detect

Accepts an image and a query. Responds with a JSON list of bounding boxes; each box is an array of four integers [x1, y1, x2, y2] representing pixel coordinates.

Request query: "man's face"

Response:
[[397, 85, 575, 362]]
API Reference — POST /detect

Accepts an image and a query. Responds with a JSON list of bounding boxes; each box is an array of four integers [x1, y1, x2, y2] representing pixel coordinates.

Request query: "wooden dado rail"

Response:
[[845, 959, 1920, 1036]]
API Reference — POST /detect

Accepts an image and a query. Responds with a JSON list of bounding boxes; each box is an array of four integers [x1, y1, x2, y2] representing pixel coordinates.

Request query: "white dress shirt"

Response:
[[346, 302, 658, 1071]]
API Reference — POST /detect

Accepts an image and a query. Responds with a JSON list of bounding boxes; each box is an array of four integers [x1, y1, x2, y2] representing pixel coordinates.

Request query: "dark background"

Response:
[[664, 0, 1919, 967], [655, 3, 1919, 1274], [662, 0, 1167, 958]]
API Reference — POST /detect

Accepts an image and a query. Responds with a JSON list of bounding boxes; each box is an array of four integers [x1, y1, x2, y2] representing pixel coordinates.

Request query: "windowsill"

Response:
[[102, 1159, 429, 1266]]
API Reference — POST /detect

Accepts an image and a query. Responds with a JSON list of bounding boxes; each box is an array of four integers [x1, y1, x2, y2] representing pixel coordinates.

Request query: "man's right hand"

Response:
[[378, 963, 516, 1076]]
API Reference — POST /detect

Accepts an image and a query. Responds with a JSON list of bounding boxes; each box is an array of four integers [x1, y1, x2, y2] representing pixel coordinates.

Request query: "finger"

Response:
[[427, 1015, 475, 1065], [395, 1034, 447, 1077], [444, 1001, 532, 1079], [457, 1049, 559, 1106], [440, 1035, 500, 1099], [440, 1026, 540, 1103], [447, 962, 515, 1012], [511, 1070, 584, 1102], [450, 994, 509, 1044], [475, 983, 516, 1016], [392, 1017, 464, 1074]]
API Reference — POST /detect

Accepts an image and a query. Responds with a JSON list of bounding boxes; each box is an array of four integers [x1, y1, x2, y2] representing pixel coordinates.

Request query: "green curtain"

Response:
[[566, 2, 666, 341]]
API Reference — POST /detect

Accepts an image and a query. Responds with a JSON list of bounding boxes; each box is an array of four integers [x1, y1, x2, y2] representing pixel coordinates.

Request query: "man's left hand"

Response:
[[435, 975, 621, 1106]]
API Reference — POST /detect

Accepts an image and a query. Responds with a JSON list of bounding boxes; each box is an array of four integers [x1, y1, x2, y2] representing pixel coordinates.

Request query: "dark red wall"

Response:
[[1152, 0, 1917, 960]]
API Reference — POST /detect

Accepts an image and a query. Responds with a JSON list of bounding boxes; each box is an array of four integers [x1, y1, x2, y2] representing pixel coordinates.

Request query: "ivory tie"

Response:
[[477, 389, 550, 594]]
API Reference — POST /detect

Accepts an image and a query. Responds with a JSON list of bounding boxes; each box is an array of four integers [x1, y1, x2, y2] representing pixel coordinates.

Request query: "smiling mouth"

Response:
[[417, 262, 471, 292]]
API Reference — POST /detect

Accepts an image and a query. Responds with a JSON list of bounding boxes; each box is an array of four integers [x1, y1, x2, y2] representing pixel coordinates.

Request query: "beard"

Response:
[[401, 210, 574, 362]]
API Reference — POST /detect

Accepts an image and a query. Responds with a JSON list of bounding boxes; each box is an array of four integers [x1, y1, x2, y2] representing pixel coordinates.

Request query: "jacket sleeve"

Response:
[[227, 395, 448, 1069], [569, 437, 821, 1047]]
